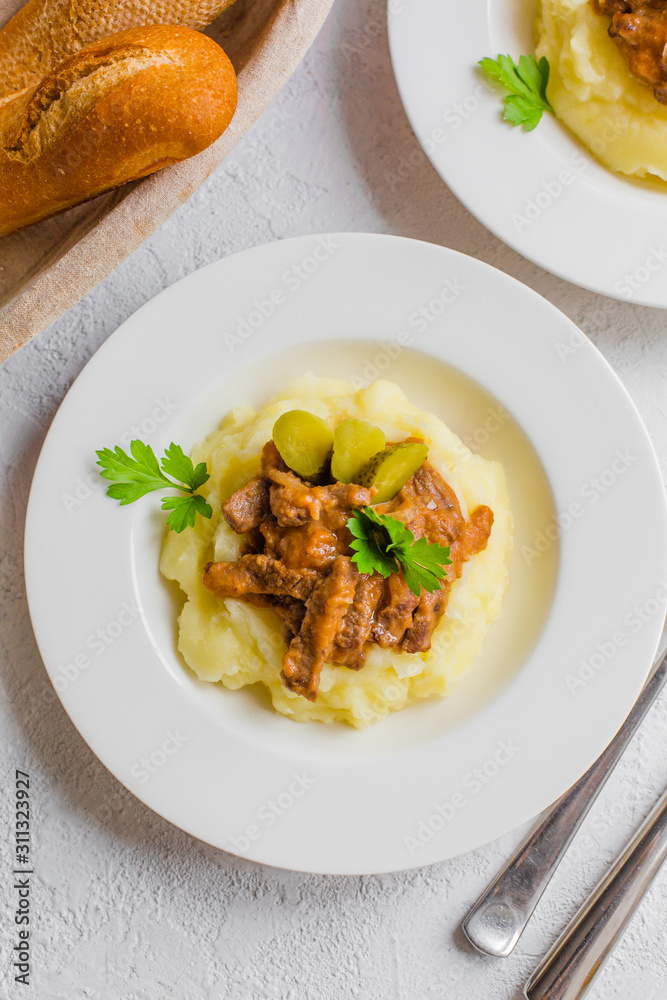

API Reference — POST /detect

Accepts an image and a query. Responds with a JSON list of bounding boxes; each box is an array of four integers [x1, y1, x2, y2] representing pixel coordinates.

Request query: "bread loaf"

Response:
[[0, 0, 238, 98], [0, 24, 237, 236]]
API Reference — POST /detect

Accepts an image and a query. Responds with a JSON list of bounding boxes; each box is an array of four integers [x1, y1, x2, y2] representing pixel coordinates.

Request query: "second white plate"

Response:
[[388, 0, 667, 306]]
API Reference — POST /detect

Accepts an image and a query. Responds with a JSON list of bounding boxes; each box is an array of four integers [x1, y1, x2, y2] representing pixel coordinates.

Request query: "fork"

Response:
[[462, 643, 667, 958], [525, 782, 667, 999]]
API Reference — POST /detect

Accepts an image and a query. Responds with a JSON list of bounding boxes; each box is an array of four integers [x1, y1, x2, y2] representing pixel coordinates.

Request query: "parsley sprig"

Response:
[[479, 54, 553, 131], [95, 440, 213, 533], [349, 507, 452, 597]]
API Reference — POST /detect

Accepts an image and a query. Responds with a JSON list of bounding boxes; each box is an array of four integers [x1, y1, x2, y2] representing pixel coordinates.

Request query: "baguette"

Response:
[[0, 0, 238, 99], [0, 24, 237, 236]]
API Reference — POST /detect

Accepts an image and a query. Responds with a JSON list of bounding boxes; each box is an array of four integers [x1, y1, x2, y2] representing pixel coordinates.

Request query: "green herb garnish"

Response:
[[479, 54, 553, 131], [349, 507, 452, 597], [95, 440, 212, 533]]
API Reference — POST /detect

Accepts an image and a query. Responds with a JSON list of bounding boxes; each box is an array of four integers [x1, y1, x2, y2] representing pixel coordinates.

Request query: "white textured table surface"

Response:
[[2, 1, 667, 997]]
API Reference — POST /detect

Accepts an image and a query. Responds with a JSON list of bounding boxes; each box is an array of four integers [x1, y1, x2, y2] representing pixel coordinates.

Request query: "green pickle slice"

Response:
[[273, 410, 334, 480], [359, 442, 428, 503], [331, 419, 386, 484]]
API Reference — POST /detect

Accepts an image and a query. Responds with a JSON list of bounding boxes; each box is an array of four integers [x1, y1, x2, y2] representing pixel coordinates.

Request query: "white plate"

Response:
[[25, 233, 667, 874], [388, 0, 667, 306]]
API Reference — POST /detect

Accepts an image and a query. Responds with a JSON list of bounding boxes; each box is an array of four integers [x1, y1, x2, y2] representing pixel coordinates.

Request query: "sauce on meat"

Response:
[[592, 0, 667, 103], [202, 439, 493, 701]]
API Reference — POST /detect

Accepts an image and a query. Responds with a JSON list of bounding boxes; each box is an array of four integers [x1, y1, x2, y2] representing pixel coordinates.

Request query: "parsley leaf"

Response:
[[479, 54, 553, 131], [348, 506, 398, 578], [161, 443, 210, 492], [161, 493, 213, 533], [96, 441, 171, 504], [96, 439, 213, 533], [399, 536, 449, 596], [349, 507, 452, 596]]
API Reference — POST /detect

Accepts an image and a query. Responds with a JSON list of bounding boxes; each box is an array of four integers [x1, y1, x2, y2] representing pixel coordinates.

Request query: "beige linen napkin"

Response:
[[0, 0, 334, 362]]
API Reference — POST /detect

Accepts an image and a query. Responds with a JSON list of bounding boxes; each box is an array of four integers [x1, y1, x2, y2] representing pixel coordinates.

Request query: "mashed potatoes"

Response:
[[536, 0, 667, 181], [160, 377, 512, 728]]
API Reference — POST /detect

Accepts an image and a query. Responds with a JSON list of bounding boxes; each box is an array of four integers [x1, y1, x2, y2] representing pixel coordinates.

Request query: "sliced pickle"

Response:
[[331, 419, 386, 484], [272, 410, 334, 481], [359, 441, 428, 503]]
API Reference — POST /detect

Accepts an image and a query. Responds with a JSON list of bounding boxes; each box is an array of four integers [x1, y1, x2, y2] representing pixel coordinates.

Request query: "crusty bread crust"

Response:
[[0, 0, 237, 98], [0, 24, 237, 236]]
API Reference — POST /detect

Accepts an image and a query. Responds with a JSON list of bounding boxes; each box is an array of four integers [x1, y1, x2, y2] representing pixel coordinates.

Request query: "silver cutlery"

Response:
[[463, 644, 667, 958], [524, 782, 667, 1000]]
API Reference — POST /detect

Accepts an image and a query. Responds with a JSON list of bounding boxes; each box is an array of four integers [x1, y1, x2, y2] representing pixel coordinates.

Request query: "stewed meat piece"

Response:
[[261, 440, 374, 526], [336, 573, 386, 650], [399, 500, 494, 653], [261, 517, 341, 571], [222, 474, 271, 533], [593, 0, 664, 13], [203, 445, 494, 700], [329, 573, 386, 670], [392, 462, 465, 545], [592, 0, 667, 103], [366, 464, 493, 652], [371, 463, 462, 649], [203, 553, 319, 601], [372, 573, 422, 648], [281, 556, 358, 700]]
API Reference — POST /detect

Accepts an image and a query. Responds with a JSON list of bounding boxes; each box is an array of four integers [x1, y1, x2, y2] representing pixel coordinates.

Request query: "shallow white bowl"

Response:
[[25, 233, 667, 873], [388, 0, 667, 306]]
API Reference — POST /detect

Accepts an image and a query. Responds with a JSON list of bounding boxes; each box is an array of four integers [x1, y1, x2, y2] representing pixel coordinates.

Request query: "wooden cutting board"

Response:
[[0, 0, 334, 361]]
